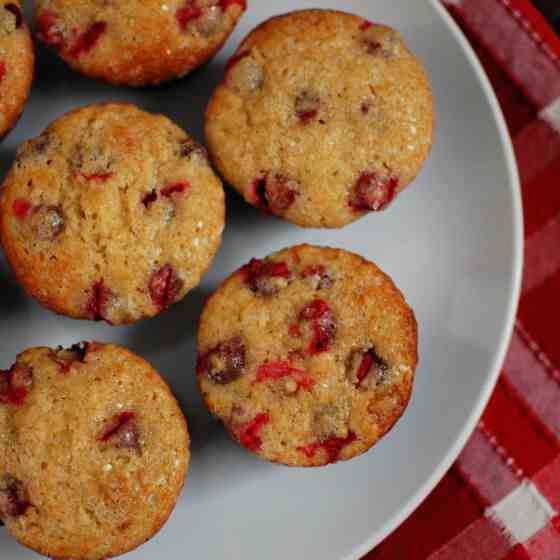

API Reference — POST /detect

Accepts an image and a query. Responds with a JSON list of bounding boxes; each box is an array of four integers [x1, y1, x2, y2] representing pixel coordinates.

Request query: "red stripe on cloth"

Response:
[[475, 49, 535, 135], [501, 0, 560, 62], [482, 381, 557, 476], [446, 0, 560, 108], [503, 544, 532, 560], [523, 213, 560, 294], [534, 456, 560, 512], [502, 327, 560, 441], [519, 270, 560, 368], [514, 117, 560, 186], [367, 471, 482, 559], [427, 518, 512, 560], [523, 523, 560, 560], [519, 152, 560, 238], [456, 427, 520, 505]]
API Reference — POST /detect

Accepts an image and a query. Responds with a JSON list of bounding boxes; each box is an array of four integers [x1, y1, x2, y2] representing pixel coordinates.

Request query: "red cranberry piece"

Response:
[[176, 3, 202, 30], [141, 190, 157, 208], [30, 205, 64, 241], [198, 336, 246, 384], [82, 171, 112, 183], [149, 264, 183, 309], [220, 0, 246, 9], [365, 40, 383, 54], [0, 364, 33, 406], [10, 364, 33, 394], [0, 476, 29, 520], [0, 62, 6, 83], [243, 258, 291, 296], [237, 412, 270, 452], [295, 91, 320, 124], [36, 12, 65, 50], [298, 431, 357, 464], [86, 280, 112, 322], [301, 265, 333, 290], [266, 175, 299, 212], [299, 299, 336, 354], [361, 101, 372, 114], [5, 4, 23, 29], [350, 172, 398, 212], [288, 323, 302, 338], [250, 174, 299, 213], [99, 412, 140, 451], [359, 22, 386, 54], [13, 198, 31, 220], [0, 373, 8, 397], [68, 21, 107, 58], [160, 181, 191, 198], [300, 299, 331, 321], [347, 347, 388, 388], [256, 361, 314, 392], [225, 50, 250, 73]]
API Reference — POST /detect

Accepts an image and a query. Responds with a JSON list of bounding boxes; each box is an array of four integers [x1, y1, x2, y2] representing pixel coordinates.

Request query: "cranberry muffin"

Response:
[[205, 9, 434, 228], [0, 342, 189, 560], [197, 244, 418, 466], [33, 0, 246, 86], [0, 1, 33, 138], [0, 103, 225, 324]]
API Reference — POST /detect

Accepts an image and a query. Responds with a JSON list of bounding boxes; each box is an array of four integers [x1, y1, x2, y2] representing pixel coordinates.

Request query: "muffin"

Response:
[[0, 1, 33, 138], [33, 0, 246, 86], [0, 102, 225, 325], [197, 244, 418, 466], [0, 342, 189, 560], [205, 9, 434, 228]]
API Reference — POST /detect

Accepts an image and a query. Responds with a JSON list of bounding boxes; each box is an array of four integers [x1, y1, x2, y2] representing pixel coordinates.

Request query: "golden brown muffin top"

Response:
[[34, 0, 246, 86], [206, 9, 434, 228], [198, 244, 417, 466], [0, 103, 225, 324], [0, 342, 189, 560]]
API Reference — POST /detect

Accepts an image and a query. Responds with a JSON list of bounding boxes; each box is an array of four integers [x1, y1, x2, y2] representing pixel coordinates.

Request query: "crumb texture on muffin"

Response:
[[198, 244, 418, 466], [206, 9, 434, 228], [0, 342, 189, 560], [33, 0, 246, 85], [0, 0, 33, 138], [0, 103, 225, 324]]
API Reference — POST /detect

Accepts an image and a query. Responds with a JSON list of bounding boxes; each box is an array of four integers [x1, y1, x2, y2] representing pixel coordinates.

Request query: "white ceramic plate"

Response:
[[0, 1, 523, 558]]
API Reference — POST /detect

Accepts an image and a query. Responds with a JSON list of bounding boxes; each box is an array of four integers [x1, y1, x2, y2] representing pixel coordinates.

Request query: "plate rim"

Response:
[[344, 2, 524, 558]]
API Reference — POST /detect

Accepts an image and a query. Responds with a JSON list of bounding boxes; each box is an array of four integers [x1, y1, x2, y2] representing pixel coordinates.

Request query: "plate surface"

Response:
[[0, 1, 522, 558]]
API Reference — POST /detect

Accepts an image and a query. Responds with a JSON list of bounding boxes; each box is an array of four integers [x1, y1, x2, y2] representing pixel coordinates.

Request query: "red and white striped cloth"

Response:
[[367, 1, 560, 558]]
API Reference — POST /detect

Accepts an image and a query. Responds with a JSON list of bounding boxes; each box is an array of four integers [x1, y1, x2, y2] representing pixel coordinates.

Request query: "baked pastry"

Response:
[[0, 342, 189, 560], [205, 9, 434, 228], [0, 102, 225, 324], [33, 0, 246, 86], [0, 0, 33, 138], [197, 244, 418, 466]]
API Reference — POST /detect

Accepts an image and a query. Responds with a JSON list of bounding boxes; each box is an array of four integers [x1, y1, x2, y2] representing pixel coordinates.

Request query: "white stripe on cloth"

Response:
[[455, 427, 520, 505], [486, 480, 556, 544]]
